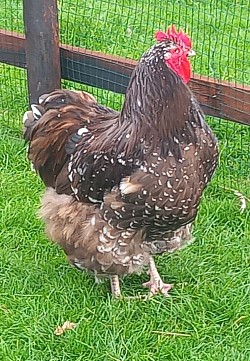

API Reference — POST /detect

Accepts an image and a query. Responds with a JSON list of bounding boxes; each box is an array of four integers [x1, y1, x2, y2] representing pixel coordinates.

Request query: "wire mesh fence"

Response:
[[0, 0, 27, 131], [0, 0, 249, 193], [59, 0, 250, 85]]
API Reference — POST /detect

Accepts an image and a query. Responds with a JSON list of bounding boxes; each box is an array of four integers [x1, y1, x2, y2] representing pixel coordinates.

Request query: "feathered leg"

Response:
[[143, 256, 173, 296], [110, 275, 121, 298]]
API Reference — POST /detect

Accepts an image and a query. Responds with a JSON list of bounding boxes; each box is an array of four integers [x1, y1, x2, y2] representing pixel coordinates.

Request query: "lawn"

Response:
[[0, 0, 250, 360]]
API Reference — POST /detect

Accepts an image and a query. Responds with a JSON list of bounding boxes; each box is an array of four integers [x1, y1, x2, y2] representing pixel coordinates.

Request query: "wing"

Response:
[[99, 117, 218, 240], [65, 124, 143, 203]]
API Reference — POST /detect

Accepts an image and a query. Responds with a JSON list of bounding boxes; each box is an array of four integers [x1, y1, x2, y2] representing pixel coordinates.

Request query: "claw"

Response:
[[143, 279, 173, 296], [143, 256, 173, 297]]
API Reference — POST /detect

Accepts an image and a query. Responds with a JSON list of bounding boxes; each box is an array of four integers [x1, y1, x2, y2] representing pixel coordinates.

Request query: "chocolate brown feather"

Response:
[[23, 38, 218, 288]]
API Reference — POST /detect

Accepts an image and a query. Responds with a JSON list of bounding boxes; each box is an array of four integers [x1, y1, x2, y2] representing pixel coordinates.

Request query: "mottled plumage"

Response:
[[23, 26, 218, 297]]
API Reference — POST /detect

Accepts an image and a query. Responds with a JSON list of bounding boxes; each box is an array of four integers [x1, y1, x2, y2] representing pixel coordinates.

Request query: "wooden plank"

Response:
[[189, 76, 250, 125], [0, 30, 249, 125], [60, 46, 133, 94], [60, 45, 250, 126], [23, 0, 61, 104], [0, 30, 25, 67]]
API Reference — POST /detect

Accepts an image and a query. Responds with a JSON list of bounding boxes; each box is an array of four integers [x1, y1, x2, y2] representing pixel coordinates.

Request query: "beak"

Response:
[[187, 49, 196, 57]]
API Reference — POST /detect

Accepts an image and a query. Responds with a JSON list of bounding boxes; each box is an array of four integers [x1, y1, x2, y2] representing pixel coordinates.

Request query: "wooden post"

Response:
[[23, 0, 61, 104]]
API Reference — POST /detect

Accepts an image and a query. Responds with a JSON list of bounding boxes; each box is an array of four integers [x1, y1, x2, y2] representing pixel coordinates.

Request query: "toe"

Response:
[[142, 280, 152, 288], [160, 283, 173, 296]]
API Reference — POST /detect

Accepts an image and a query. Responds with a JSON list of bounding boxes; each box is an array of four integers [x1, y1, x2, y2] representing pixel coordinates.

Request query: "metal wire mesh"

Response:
[[59, 0, 250, 85], [1, 0, 23, 33], [0, 0, 249, 193], [0, 0, 27, 132]]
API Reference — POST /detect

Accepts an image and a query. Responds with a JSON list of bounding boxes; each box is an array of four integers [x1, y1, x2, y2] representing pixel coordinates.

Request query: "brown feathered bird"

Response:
[[23, 25, 218, 297]]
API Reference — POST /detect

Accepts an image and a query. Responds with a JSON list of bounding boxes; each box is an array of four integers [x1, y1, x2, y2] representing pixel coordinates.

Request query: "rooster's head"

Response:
[[155, 25, 195, 83]]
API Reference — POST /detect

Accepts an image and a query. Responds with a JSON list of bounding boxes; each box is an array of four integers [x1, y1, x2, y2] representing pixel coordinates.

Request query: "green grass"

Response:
[[0, 129, 249, 360], [1, 0, 250, 360]]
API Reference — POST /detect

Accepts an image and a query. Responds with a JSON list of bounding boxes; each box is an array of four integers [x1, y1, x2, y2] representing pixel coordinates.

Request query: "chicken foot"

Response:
[[143, 256, 173, 296], [110, 275, 121, 298], [110, 257, 172, 299]]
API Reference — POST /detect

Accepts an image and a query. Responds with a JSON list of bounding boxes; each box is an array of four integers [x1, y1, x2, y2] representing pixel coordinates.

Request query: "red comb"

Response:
[[155, 25, 191, 49]]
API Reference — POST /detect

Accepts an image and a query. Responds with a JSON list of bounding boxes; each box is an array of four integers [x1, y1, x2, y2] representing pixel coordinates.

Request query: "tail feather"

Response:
[[23, 89, 98, 143], [23, 104, 44, 142], [31, 104, 44, 119], [23, 89, 107, 191], [38, 89, 97, 111]]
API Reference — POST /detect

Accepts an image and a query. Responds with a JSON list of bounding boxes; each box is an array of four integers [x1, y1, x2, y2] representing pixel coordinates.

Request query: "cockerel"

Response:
[[23, 25, 218, 297]]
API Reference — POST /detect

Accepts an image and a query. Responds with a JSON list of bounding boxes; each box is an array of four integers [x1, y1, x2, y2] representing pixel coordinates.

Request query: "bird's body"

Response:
[[23, 26, 218, 297]]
